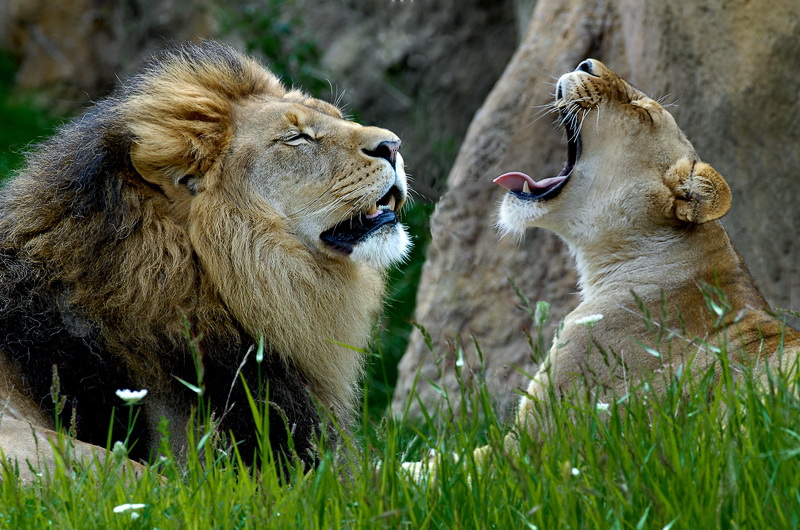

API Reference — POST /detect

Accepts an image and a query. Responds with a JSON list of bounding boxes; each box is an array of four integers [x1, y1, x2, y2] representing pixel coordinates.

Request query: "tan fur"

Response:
[[110, 47, 407, 415], [0, 41, 409, 476], [501, 59, 799, 434]]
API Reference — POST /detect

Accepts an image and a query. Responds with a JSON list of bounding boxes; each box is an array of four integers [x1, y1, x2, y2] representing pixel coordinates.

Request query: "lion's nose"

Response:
[[363, 140, 400, 169]]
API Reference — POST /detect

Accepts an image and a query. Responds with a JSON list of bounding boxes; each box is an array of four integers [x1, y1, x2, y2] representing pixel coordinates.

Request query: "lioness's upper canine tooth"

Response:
[[387, 195, 397, 211], [522, 181, 531, 194]]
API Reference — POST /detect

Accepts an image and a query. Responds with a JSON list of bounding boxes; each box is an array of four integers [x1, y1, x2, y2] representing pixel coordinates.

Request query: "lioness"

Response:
[[494, 59, 799, 431], [403, 59, 799, 477], [0, 41, 410, 480]]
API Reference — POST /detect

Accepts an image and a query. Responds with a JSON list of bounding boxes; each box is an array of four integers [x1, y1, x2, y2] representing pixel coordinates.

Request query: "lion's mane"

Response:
[[0, 41, 385, 466]]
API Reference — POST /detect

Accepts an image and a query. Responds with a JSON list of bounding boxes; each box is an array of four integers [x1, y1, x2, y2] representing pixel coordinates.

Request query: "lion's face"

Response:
[[216, 96, 410, 269], [494, 59, 730, 246], [130, 85, 410, 271]]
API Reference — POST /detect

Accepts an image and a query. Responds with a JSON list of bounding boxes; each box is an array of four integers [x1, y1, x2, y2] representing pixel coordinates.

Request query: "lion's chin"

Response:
[[347, 224, 411, 269]]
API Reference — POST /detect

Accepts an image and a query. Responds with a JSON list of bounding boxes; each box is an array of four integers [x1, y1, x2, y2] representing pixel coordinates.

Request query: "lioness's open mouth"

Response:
[[320, 185, 404, 254], [493, 112, 582, 201]]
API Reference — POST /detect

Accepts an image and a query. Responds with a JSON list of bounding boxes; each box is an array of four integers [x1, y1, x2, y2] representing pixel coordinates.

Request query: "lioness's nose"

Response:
[[363, 140, 400, 169], [576, 60, 594, 74]]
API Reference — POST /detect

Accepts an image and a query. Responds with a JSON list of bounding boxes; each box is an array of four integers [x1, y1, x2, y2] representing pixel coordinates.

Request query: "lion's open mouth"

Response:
[[493, 115, 582, 201], [320, 185, 403, 255]]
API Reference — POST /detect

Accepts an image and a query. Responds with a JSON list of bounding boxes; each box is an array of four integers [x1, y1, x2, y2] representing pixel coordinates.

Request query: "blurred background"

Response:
[[2, 0, 799, 421]]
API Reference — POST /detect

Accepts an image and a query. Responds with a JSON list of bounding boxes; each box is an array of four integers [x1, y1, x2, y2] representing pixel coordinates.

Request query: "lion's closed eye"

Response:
[[283, 132, 314, 146]]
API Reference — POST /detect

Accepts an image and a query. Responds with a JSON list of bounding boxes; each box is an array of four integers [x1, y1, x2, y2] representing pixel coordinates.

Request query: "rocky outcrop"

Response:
[[394, 0, 800, 418], [0, 0, 215, 112]]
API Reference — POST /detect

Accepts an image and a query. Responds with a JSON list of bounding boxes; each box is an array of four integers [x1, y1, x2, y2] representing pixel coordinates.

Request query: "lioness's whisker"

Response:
[[576, 108, 591, 140]]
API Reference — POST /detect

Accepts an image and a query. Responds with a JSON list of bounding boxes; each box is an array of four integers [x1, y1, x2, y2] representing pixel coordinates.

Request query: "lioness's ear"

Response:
[[664, 158, 731, 223]]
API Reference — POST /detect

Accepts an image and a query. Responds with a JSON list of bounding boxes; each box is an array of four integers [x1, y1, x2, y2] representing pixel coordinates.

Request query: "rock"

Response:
[[0, 0, 214, 112]]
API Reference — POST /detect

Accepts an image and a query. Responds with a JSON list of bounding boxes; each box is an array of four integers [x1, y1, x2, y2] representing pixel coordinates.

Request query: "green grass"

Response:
[[2, 301, 799, 529]]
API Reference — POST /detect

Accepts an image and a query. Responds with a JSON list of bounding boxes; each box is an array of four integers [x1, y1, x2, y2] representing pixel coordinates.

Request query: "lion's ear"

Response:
[[664, 158, 731, 224], [128, 89, 233, 190]]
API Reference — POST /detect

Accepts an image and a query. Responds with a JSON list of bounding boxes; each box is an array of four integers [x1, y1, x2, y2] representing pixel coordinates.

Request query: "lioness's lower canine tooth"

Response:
[[522, 181, 531, 194]]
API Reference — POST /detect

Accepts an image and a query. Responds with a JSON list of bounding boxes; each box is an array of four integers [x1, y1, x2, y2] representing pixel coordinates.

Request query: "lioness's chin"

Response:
[[496, 194, 548, 238], [348, 224, 411, 269]]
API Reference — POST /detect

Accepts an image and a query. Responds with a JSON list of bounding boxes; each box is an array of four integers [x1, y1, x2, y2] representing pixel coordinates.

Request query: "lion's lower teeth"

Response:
[[365, 204, 380, 219], [522, 181, 531, 194]]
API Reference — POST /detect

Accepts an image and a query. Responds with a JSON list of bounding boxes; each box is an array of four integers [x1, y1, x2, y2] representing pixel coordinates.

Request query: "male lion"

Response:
[[0, 41, 410, 478], [493, 59, 799, 438]]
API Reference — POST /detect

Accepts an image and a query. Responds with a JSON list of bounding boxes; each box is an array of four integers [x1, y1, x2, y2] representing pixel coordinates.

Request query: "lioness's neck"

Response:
[[570, 221, 768, 313]]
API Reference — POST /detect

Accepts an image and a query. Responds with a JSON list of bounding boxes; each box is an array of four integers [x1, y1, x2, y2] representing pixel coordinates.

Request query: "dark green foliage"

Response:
[[220, 0, 329, 97], [0, 53, 60, 181]]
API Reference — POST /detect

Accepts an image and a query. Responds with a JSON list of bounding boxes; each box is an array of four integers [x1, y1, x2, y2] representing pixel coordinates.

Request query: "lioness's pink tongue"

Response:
[[493, 172, 535, 192], [494, 171, 566, 192]]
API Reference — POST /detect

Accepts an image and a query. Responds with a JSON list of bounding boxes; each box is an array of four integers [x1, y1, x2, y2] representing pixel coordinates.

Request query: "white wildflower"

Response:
[[574, 314, 604, 326], [115, 389, 148, 404], [571, 467, 580, 476], [113, 503, 146, 514], [595, 402, 610, 413]]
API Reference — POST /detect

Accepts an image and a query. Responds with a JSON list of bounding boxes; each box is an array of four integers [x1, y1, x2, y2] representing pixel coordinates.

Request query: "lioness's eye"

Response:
[[283, 132, 313, 146], [629, 100, 654, 122]]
